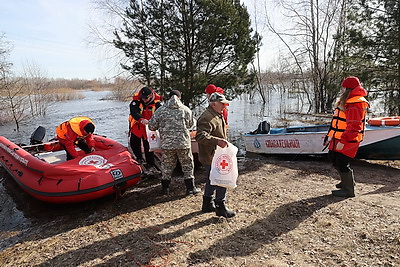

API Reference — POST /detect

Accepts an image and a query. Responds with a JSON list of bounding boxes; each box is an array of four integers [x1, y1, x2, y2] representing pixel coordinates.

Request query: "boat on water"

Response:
[[0, 131, 143, 204], [243, 121, 400, 160]]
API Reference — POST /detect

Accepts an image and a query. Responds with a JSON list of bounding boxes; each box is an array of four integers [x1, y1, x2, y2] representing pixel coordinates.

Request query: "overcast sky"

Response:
[[0, 0, 111, 80], [1, 0, 279, 80]]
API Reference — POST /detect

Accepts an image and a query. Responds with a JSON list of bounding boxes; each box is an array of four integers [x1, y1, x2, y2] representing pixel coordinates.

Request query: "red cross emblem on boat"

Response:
[[214, 154, 233, 175], [79, 155, 108, 168]]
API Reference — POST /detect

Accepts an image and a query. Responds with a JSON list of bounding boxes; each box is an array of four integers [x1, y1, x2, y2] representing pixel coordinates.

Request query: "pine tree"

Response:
[[344, 0, 400, 114], [113, 0, 260, 106]]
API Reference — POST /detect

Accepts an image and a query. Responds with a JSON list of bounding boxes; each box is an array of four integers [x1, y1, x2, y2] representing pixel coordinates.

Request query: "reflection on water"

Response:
[[0, 89, 321, 236]]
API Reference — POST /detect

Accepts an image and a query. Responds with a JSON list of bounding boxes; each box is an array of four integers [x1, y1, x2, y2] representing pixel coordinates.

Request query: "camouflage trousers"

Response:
[[161, 148, 194, 181]]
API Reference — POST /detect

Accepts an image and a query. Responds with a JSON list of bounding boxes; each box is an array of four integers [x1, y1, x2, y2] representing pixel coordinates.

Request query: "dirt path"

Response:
[[1, 155, 399, 266]]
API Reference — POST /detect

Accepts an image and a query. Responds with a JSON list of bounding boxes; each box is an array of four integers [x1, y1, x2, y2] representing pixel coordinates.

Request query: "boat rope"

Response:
[[100, 205, 194, 266], [1, 158, 24, 177]]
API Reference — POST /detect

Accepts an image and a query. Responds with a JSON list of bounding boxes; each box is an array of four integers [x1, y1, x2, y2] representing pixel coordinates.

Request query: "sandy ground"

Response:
[[0, 154, 399, 266]]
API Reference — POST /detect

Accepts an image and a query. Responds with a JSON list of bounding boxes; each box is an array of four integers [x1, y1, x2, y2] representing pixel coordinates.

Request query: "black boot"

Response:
[[214, 200, 236, 218], [201, 196, 215, 213], [161, 180, 170, 195], [336, 180, 356, 188], [332, 170, 355, 197], [334, 166, 342, 188], [184, 179, 201, 195]]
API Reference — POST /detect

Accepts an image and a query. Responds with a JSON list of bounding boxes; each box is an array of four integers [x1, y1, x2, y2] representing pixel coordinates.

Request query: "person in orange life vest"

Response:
[[129, 86, 162, 167], [56, 117, 96, 160], [323, 76, 369, 197], [204, 84, 228, 124]]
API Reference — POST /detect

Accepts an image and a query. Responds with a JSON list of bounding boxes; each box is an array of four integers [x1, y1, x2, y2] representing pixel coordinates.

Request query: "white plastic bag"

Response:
[[146, 125, 162, 152], [209, 142, 238, 189]]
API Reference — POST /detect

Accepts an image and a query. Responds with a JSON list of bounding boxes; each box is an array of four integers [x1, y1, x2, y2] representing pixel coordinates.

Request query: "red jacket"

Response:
[[328, 86, 369, 158], [56, 117, 95, 158], [129, 89, 162, 138]]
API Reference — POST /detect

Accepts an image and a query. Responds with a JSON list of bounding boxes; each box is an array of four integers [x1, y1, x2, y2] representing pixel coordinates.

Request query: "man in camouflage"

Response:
[[148, 90, 201, 196]]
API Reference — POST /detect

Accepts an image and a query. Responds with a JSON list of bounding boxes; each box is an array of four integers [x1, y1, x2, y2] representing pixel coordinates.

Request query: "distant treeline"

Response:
[[0, 76, 142, 130]]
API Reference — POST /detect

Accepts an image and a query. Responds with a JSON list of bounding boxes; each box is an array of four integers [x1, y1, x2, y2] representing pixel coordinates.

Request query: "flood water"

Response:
[[0, 89, 326, 241]]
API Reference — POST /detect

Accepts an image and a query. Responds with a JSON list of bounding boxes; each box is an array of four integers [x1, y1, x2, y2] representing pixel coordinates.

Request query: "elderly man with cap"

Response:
[[148, 90, 201, 196], [56, 116, 96, 160], [195, 92, 236, 218], [129, 87, 162, 171], [204, 84, 228, 124]]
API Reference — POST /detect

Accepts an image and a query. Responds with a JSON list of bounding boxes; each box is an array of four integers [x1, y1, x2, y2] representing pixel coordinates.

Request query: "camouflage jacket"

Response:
[[148, 95, 194, 150]]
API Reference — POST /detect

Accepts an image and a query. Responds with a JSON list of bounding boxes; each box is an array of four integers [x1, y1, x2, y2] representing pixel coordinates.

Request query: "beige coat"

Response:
[[195, 105, 227, 165]]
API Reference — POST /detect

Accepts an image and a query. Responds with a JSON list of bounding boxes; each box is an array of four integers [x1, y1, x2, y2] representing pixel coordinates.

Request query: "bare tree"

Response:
[[22, 61, 51, 117], [1, 73, 29, 131], [110, 77, 143, 101], [86, 0, 131, 79], [263, 0, 347, 113]]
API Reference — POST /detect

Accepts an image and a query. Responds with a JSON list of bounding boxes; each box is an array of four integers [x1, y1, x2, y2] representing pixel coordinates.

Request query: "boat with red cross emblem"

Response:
[[0, 132, 142, 204]]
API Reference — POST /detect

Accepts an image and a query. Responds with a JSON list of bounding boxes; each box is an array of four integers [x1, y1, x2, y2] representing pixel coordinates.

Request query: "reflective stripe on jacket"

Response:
[[327, 96, 369, 143], [128, 103, 158, 128], [129, 92, 161, 138]]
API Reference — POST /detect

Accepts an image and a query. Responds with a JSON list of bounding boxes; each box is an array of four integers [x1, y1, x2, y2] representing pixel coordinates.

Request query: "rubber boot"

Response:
[[161, 180, 170, 195], [201, 196, 215, 213], [336, 180, 356, 189], [214, 200, 236, 218], [184, 179, 201, 195], [334, 166, 342, 188], [332, 170, 355, 197]]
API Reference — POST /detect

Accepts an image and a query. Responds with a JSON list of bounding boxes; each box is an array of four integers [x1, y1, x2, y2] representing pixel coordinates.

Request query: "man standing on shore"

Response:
[[148, 90, 201, 196], [196, 92, 235, 218]]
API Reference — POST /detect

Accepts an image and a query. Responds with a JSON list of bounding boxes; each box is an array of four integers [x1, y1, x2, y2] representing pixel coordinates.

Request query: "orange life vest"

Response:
[[327, 96, 369, 142], [128, 93, 161, 129], [56, 116, 94, 139]]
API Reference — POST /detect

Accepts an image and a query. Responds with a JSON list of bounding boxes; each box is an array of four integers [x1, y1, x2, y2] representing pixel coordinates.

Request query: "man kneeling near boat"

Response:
[[56, 116, 98, 160]]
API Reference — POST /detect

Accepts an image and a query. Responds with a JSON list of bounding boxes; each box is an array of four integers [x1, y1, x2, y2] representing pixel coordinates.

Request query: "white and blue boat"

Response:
[[243, 121, 400, 160]]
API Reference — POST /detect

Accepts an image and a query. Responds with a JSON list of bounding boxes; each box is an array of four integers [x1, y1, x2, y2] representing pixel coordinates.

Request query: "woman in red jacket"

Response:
[[324, 77, 369, 197]]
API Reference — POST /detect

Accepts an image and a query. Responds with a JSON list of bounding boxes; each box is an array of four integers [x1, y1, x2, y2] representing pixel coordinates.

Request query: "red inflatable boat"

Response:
[[0, 135, 142, 204]]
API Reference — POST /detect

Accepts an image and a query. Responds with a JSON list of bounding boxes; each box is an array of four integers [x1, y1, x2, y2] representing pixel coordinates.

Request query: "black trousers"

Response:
[[129, 133, 155, 166], [328, 150, 352, 173], [65, 139, 91, 160]]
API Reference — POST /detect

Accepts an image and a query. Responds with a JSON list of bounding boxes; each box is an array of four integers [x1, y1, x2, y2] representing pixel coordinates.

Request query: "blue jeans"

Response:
[[203, 165, 227, 202]]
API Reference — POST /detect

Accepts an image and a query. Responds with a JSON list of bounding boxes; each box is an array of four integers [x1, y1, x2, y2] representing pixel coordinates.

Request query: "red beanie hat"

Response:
[[342, 76, 361, 89], [216, 87, 225, 94], [205, 84, 217, 94]]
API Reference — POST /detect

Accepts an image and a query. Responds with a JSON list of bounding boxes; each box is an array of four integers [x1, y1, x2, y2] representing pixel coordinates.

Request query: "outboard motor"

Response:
[[30, 126, 46, 145], [251, 121, 270, 134]]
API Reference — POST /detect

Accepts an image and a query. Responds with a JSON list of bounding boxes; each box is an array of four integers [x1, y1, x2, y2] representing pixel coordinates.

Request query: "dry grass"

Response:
[[49, 88, 85, 101], [0, 155, 399, 266]]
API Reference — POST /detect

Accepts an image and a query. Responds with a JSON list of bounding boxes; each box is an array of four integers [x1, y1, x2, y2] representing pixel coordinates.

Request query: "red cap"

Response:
[[342, 76, 361, 89]]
